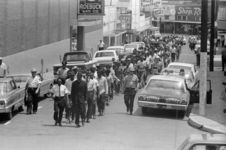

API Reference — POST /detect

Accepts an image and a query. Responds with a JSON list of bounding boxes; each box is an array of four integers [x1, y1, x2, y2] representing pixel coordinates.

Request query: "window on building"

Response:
[[165, 15, 169, 20], [177, 16, 182, 20], [182, 16, 187, 21]]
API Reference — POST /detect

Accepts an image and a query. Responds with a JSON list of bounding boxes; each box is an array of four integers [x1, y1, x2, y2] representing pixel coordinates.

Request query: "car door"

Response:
[[189, 80, 212, 104]]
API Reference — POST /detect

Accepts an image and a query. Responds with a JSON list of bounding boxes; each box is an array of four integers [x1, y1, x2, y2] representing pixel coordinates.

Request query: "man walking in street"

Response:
[[51, 78, 69, 126], [98, 40, 105, 50], [57, 61, 69, 84], [71, 72, 87, 127], [0, 57, 8, 77], [64, 70, 75, 122], [25, 68, 42, 114], [97, 70, 108, 116], [123, 67, 139, 115]]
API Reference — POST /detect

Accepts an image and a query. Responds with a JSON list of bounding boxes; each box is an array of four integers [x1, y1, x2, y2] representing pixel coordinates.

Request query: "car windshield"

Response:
[[0, 82, 8, 95], [65, 53, 89, 62], [168, 65, 192, 72], [125, 44, 137, 49], [146, 79, 185, 92], [95, 52, 114, 57]]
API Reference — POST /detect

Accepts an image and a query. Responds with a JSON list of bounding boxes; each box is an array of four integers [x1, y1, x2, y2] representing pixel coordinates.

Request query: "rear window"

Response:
[[146, 79, 185, 92], [65, 53, 89, 62], [95, 52, 114, 57]]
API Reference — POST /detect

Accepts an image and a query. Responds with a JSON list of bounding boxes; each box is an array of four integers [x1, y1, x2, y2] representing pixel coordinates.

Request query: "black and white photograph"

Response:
[[0, 0, 226, 150]]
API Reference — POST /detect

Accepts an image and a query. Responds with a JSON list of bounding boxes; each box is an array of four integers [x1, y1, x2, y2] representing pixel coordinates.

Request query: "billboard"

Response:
[[79, 0, 105, 15], [175, 5, 201, 22]]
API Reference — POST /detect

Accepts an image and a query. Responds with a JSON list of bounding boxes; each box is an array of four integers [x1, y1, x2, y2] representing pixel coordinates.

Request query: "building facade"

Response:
[[0, 0, 77, 57]]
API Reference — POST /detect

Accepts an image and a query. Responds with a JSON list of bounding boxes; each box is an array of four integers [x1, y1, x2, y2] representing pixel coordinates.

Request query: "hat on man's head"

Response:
[[31, 68, 37, 72]]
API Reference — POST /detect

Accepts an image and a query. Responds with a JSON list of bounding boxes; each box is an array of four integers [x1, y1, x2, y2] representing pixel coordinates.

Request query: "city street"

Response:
[[0, 42, 205, 150]]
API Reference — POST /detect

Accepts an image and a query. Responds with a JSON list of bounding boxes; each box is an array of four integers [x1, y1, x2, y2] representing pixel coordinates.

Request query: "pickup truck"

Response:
[[53, 51, 95, 78]]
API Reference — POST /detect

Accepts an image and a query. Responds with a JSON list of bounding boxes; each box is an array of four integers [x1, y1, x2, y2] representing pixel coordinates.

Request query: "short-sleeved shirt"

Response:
[[57, 67, 69, 79], [27, 75, 42, 88], [123, 74, 138, 89], [52, 84, 69, 97], [65, 78, 74, 94]]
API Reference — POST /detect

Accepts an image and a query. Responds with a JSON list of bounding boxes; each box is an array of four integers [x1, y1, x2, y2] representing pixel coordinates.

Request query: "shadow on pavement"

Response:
[[133, 107, 186, 120]]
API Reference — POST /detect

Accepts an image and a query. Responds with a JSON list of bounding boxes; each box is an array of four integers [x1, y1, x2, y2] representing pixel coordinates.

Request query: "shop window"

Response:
[[177, 16, 182, 20], [182, 16, 187, 21], [165, 15, 169, 20]]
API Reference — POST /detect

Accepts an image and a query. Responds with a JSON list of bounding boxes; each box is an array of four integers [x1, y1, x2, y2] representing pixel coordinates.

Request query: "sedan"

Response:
[[137, 75, 190, 115]]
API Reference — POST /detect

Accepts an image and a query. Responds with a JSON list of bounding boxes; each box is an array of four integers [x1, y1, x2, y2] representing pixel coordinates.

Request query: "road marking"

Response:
[[4, 121, 11, 125], [38, 106, 43, 110]]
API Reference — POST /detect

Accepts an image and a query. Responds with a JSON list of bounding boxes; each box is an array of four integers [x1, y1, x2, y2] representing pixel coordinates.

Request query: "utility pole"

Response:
[[199, 0, 208, 116], [210, 0, 215, 71]]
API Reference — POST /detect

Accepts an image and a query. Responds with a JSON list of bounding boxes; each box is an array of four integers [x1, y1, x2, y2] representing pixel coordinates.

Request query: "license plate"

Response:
[[157, 104, 167, 109]]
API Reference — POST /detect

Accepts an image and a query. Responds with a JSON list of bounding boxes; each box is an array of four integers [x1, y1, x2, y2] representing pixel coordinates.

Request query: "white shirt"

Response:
[[27, 75, 42, 88], [65, 78, 74, 94], [87, 78, 98, 91], [52, 84, 69, 97], [0, 63, 7, 76], [97, 76, 108, 95]]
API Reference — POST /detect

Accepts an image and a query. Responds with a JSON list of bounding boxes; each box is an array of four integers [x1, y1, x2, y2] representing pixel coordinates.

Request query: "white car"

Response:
[[167, 62, 198, 80], [177, 134, 226, 150], [107, 46, 125, 55], [92, 50, 119, 66], [130, 42, 145, 48], [124, 43, 144, 54]]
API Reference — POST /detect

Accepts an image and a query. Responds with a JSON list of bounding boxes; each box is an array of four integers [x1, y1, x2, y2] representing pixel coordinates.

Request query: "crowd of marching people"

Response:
[[50, 34, 186, 127]]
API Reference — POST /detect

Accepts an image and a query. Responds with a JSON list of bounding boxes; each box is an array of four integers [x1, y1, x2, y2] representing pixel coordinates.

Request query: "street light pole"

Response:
[[199, 0, 208, 116]]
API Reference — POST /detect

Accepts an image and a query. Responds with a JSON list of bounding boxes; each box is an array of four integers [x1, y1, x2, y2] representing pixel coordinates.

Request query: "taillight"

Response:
[[0, 101, 5, 108]]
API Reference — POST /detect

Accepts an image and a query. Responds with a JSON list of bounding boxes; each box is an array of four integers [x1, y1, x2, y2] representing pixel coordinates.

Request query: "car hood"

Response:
[[140, 88, 185, 99]]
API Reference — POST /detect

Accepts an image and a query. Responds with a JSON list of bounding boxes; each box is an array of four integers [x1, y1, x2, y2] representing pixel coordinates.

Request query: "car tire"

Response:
[[141, 107, 148, 115], [7, 111, 13, 120]]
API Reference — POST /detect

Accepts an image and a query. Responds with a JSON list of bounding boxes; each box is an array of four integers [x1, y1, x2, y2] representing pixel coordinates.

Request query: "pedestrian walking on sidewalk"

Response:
[[51, 78, 69, 126], [25, 68, 42, 114], [122, 67, 138, 115], [71, 72, 87, 127]]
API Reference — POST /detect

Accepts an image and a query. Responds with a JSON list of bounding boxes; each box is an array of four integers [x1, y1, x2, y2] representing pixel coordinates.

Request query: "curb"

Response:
[[188, 114, 226, 134]]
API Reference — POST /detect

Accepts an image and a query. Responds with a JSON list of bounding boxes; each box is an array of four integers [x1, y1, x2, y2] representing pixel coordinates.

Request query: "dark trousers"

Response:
[[124, 88, 136, 113], [222, 56, 226, 71], [54, 97, 65, 124], [97, 93, 106, 115], [75, 102, 86, 125], [196, 53, 200, 67], [87, 91, 94, 120], [171, 53, 176, 62], [27, 88, 39, 113]]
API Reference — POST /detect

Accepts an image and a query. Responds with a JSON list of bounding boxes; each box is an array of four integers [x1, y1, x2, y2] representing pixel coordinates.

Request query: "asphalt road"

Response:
[[0, 40, 205, 150]]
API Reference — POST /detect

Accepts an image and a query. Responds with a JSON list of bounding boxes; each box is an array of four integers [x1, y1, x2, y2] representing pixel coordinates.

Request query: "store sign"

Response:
[[175, 5, 201, 22], [118, 14, 132, 30], [79, 0, 105, 15]]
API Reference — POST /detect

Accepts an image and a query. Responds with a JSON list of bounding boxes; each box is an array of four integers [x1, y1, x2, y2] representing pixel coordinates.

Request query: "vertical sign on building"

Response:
[[79, 0, 105, 15]]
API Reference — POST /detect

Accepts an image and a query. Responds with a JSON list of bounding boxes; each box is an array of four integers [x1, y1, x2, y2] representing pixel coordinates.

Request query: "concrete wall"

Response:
[[0, 0, 77, 57]]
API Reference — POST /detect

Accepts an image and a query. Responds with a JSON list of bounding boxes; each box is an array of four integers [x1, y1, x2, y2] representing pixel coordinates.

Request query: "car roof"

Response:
[[95, 50, 116, 53], [107, 46, 124, 49], [0, 77, 13, 82], [187, 134, 226, 144], [168, 62, 194, 68], [149, 75, 185, 82]]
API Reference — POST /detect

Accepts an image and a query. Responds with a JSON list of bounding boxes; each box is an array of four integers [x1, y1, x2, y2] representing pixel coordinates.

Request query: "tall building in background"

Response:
[[0, 0, 78, 57]]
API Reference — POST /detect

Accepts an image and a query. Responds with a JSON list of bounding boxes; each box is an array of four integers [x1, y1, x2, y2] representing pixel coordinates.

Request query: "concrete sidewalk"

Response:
[[179, 44, 226, 134]]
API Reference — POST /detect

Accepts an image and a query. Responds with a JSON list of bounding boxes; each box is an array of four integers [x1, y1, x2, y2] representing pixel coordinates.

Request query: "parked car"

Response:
[[177, 134, 226, 150], [137, 75, 190, 115], [0, 77, 25, 119], [92, 50, 119, 66], [107, 46, 125, 56], [160, 68, 195, 89], [124, 43, 143, 54], [167, 62, 198, 80], [0, 74, 54, 120], [130, 42, 145, 48]]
